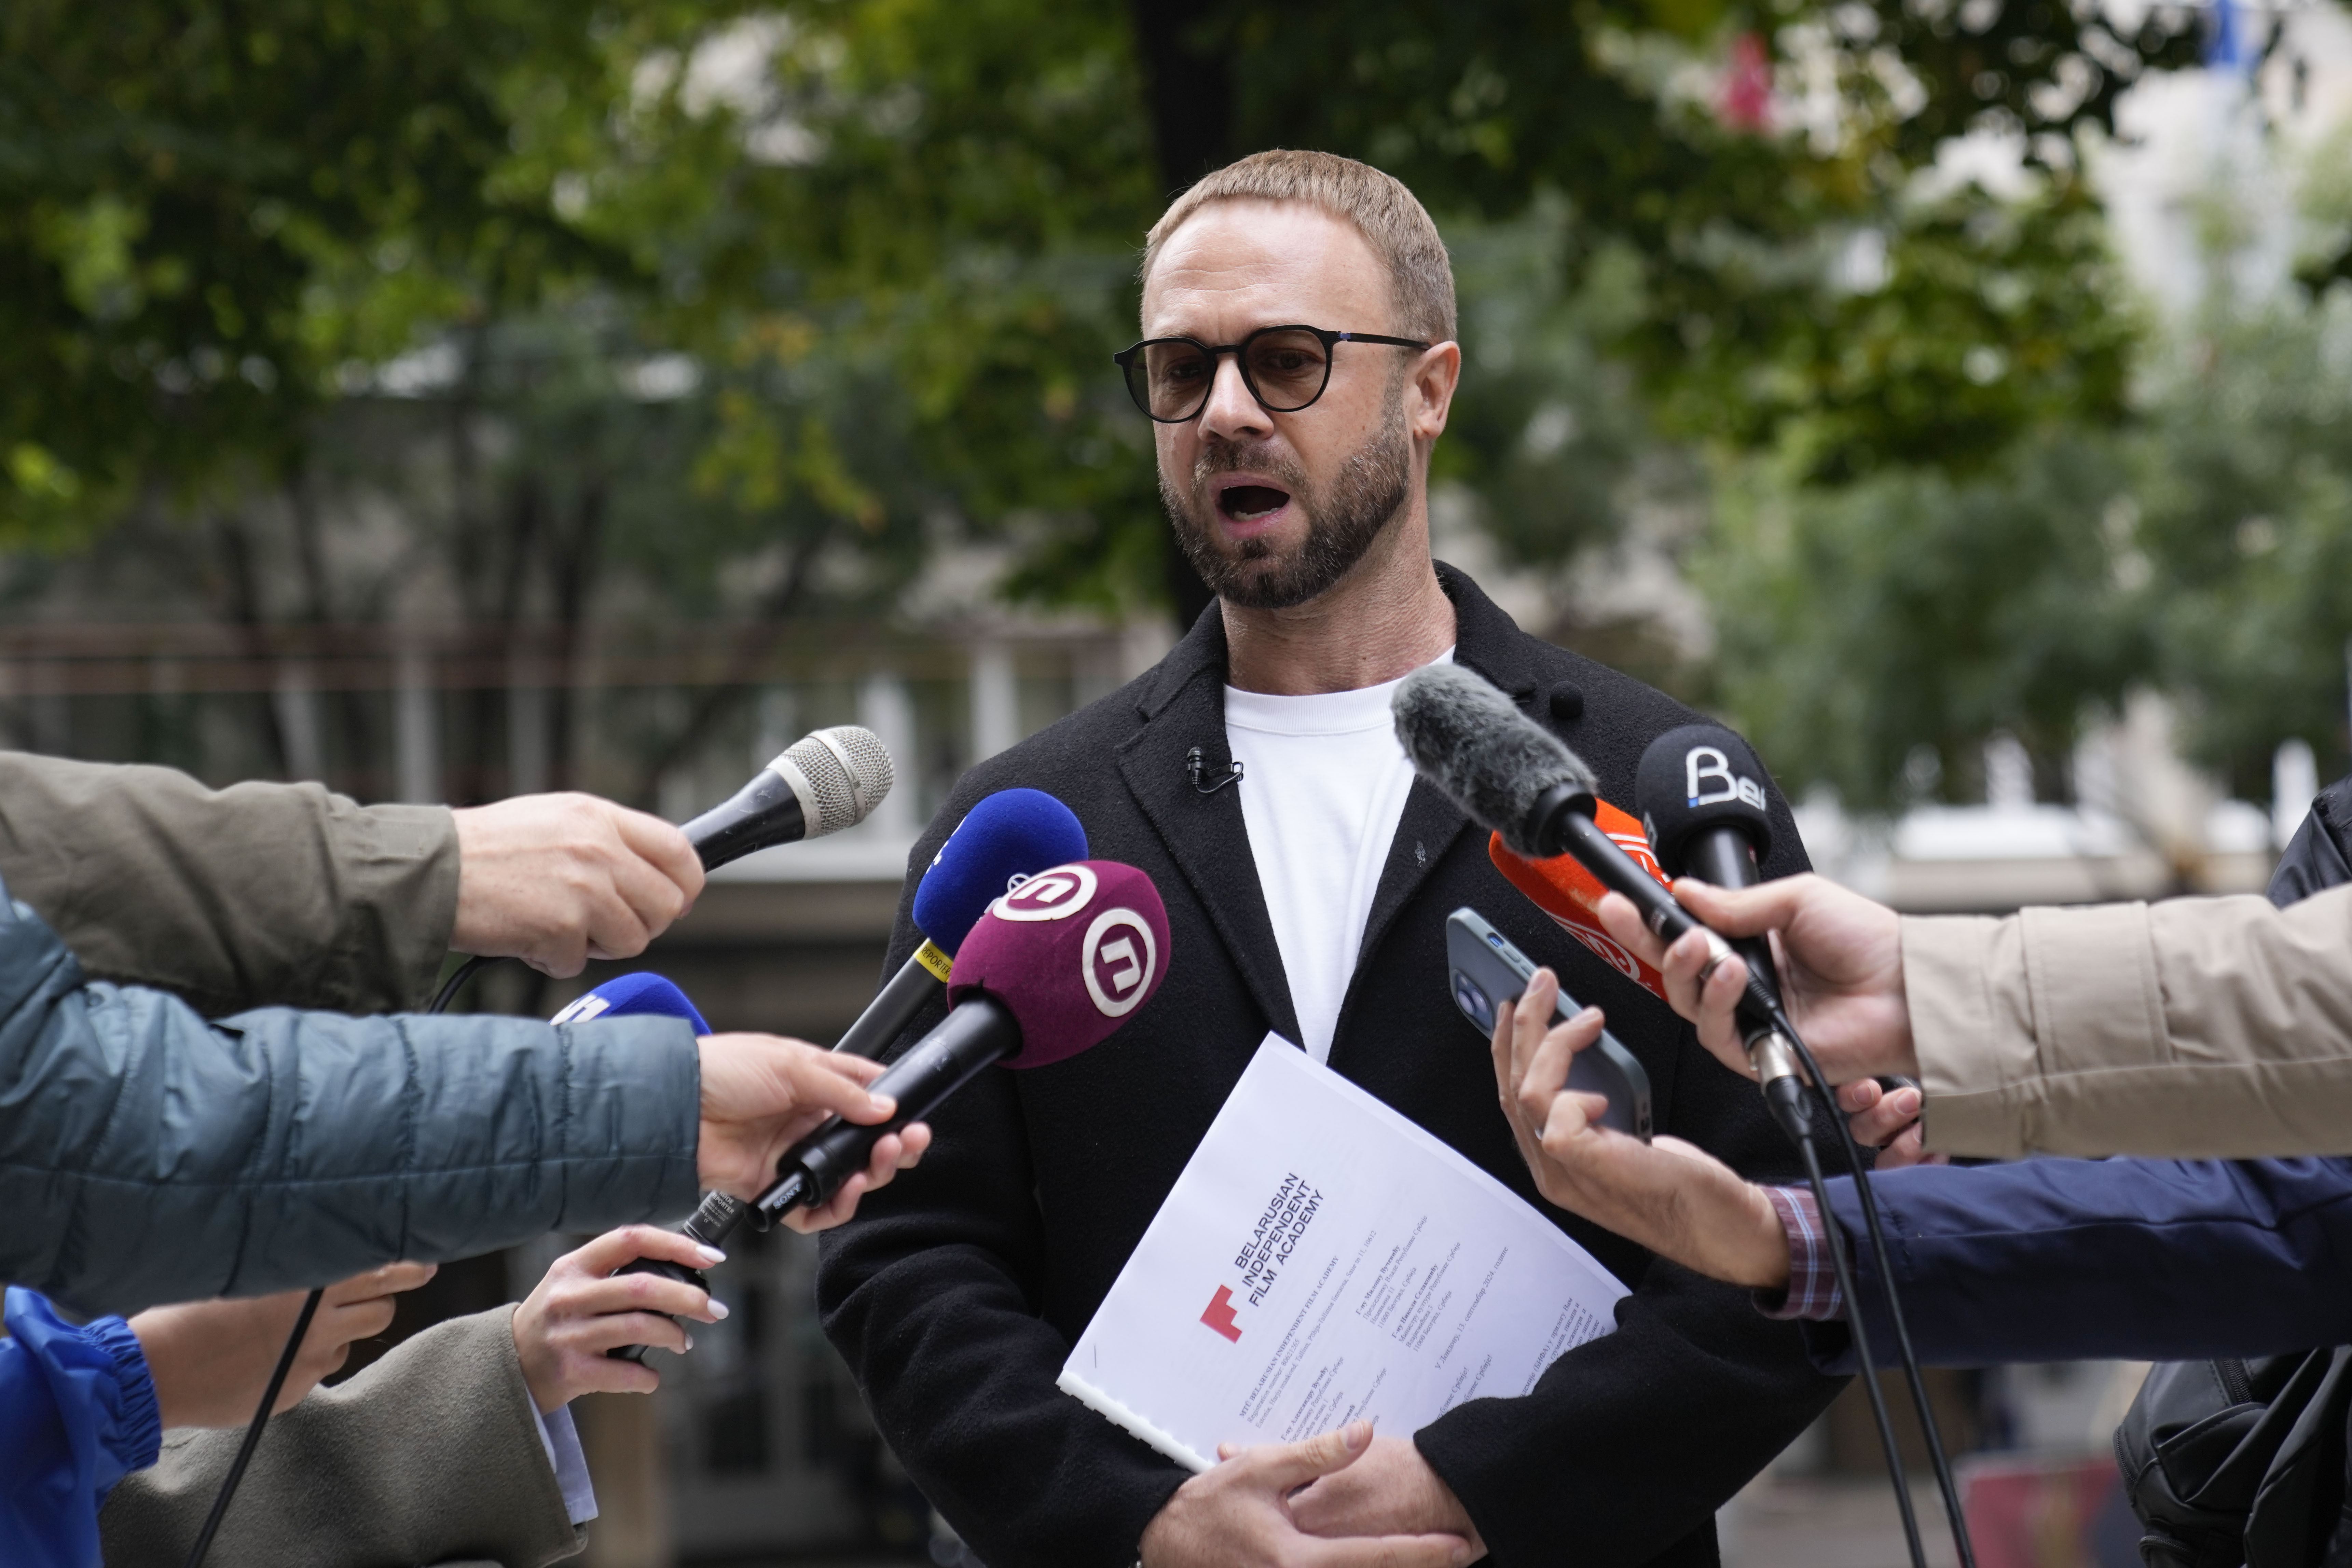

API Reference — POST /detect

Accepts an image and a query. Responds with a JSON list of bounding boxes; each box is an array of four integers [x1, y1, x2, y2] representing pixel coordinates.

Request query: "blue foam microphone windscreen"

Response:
[[912, 788, 1089, 957], [551, 972, 712, 1035]]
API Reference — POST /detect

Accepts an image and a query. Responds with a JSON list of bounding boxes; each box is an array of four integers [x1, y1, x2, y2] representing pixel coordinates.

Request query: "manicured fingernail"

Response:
[[695, 1244, 725, 1266], [707, 1298, 730, 1321], [683, 1333, 695, 1351]]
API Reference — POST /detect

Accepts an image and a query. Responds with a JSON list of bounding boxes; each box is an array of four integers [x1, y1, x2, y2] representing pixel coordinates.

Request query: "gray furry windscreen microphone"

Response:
[[1391, 663, 1597, 856]]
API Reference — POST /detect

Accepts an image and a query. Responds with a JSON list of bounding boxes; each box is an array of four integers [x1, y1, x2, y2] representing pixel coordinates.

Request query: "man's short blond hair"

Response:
[[1142, 150, 1457, 344]]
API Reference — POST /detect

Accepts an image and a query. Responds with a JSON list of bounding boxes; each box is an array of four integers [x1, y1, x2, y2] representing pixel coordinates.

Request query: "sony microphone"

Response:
[[744, 858, 1169, 1228], [654, 789, 1089, 1271], [1634, 725, 1809, 1138], [611, 859, 1170, 1361], [1390, 664, 1785, 1040], [683, 726, 896, 870]]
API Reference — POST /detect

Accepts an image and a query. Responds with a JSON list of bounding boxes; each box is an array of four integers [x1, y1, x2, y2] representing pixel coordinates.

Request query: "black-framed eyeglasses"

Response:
[[1112, 324, 1430, 423]]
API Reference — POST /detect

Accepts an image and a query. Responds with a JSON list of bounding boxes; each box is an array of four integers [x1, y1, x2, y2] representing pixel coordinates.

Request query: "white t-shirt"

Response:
[[1224, 650, 1454, 1065]]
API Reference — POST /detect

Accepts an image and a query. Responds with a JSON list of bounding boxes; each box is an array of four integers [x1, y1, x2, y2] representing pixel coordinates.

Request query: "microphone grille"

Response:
[[778, 725, 896, 838]]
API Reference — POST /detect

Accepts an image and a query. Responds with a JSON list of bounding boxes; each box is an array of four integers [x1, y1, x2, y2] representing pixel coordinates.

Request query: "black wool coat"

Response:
[[818, 564, 1845, 1568]]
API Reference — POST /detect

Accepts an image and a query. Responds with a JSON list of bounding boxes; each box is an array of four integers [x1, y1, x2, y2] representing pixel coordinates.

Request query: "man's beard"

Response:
[[1159, 393, 1413, 612]]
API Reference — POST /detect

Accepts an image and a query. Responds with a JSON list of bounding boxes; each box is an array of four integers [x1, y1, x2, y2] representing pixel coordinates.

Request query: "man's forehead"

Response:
[[1142, 200, 1389, 336]]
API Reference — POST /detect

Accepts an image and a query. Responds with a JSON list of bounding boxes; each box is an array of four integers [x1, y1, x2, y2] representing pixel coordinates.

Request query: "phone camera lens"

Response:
[[1452, 972, 1492, 1031]]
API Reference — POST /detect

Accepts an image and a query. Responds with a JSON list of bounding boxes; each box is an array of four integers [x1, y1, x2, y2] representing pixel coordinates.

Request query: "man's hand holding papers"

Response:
[[1139, 1419, 1480, 1567]]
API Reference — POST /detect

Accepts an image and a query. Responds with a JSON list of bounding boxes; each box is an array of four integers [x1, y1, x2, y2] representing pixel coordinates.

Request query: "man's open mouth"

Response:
[[1217, 484, 1291, 521]]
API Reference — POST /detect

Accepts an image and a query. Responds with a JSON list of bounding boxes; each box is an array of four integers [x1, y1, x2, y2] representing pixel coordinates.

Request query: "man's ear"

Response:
[[1408, 341, 1463, 442]]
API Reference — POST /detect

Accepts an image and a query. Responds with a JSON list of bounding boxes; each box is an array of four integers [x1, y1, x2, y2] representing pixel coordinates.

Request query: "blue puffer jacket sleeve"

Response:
[[1, 1286, 162, 1568], [0, 891, 703, 1317], [1803, 1156, 2352, 1372]]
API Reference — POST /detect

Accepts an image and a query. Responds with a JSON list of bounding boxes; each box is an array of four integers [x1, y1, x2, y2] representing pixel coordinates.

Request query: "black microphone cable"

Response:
[[182, 944, 488, 1568], [1769, 1005, 1976, 1568], [1749, 1053, 1929, 1568]]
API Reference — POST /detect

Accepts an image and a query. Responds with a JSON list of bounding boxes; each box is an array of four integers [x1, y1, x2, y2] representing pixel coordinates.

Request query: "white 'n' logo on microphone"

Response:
[[1082, 908, 1157, 1018]]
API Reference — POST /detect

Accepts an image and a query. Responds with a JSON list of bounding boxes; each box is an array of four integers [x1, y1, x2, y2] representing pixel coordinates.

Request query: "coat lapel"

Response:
[[1339, 564, 1547, 1037], [1115, 610, 1302, 1048]]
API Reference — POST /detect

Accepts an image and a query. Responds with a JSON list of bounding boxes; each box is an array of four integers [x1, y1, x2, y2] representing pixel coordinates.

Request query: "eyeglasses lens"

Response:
[[1137, 341, 1212, 420], [1243, 329, 1330, 411]]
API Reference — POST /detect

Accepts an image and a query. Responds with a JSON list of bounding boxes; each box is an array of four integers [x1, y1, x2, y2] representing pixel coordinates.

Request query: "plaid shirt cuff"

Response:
[[1753, 1185, 1845, 1321]]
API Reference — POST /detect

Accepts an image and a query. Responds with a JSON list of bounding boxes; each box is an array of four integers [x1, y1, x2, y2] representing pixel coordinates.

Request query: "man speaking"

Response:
[[819, 151, 1838, 1567]]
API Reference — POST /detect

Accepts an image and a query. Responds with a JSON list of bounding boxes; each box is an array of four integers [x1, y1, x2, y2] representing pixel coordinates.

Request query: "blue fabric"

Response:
[[910, 789, 1087, 955], [1804, 1156, 2352, 1372], [1, 1287, 162, 1568], [0, 882, 700, 1318], [550, 972, 711, 1034]]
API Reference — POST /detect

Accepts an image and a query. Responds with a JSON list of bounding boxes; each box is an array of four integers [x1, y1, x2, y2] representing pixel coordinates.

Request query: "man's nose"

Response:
[[1197, 352, 1269, 443]]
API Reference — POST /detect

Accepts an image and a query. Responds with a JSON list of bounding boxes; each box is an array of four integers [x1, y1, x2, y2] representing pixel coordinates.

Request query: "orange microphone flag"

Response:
[[1487, 798, 1675, 1003]]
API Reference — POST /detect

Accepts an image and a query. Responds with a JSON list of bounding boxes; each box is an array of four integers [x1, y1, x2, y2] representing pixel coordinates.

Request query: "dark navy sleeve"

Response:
[[1802, 1157, 2352, 1371], [0, 1286, 163, 1568]]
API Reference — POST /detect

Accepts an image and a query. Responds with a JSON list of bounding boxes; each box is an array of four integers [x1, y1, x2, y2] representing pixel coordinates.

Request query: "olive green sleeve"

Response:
[[0, 751, 458, 1015]]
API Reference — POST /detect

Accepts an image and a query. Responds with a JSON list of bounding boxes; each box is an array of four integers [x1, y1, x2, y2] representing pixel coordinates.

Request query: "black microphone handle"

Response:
[[682, 769, 808, 870], [1538, 808, 1786, 1035], [610, 997, 1020, 1363], [833, 946, 949, 1060], [1680, 827, 1781, 992], [747, 994, 1020, 1229]]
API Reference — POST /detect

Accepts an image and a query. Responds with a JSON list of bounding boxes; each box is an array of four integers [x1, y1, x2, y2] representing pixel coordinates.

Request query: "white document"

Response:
[[1058, 1033, 1631, 1471]]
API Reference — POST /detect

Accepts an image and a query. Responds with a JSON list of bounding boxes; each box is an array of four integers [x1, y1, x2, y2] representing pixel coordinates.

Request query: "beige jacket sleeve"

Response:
[[100, 1306, 584, 1568], [0, 751, 457, 1016], [1904, 881, 2352, 1159]]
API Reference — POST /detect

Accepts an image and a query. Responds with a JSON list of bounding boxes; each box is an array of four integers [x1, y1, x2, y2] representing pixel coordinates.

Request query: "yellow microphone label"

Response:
[[913, 939, 954, 984]]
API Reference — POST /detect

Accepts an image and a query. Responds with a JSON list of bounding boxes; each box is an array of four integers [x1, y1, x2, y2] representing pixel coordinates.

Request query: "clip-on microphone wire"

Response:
[[1762, 1002, 1976, 1568]]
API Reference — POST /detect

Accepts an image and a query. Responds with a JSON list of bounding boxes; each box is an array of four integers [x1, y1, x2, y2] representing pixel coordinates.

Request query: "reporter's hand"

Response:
[[694, 1033, 932, 1230], [1838, 1078, 1944, 1170], [1592, 873, 1916, 1083], [1492, 971, 1789, 1290], [1139, 1419, 1475, 1567], [451, 793, 704, 977], [513, 1226, 729, 1410], [129, 1262, 438, 1428]]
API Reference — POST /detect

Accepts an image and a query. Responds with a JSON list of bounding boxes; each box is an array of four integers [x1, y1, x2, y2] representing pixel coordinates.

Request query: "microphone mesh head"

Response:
[[1392, 663, 1596, 856], [777, 726, 895, 838]]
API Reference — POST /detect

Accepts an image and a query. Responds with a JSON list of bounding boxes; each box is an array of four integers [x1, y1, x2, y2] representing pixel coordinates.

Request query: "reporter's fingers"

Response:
[[1846, 1084, 1922, 1151], [1505, 971, 1559, 1107], [1670, 876, 1816, 939], [566, 1224, 727, 1280], [776, 1045, 899, 1124], [1296, 1538, 1474, 1568], [568, 1309, 694, 1358], [560, 1271, 723, 1325], [1516, 1006, 1602, 1127], [1536, 1088, 1609, 1153], [608, 806, 705, 910], [321, 1260, 438, 1306], [784, 1171, 870, 1235]]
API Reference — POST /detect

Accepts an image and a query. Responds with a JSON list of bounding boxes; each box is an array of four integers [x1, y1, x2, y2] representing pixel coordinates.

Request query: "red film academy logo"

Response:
[[1200, 1285, 1242, 1343]]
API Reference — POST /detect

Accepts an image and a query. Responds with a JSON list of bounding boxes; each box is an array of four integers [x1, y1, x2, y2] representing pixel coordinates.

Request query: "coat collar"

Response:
[[1118, 562, 1536, 1052]]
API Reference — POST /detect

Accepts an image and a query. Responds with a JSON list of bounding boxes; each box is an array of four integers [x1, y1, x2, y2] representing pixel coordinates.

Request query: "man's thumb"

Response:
[[1258, 1419, 1374, 1489]]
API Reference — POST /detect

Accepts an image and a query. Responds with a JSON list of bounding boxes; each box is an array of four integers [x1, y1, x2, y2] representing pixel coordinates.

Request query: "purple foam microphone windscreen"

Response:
[[946, 859, 1170, 1068]]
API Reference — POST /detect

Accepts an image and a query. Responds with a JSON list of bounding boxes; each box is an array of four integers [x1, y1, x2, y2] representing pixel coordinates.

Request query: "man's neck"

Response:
[[1220, 510, 1457, 696]]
